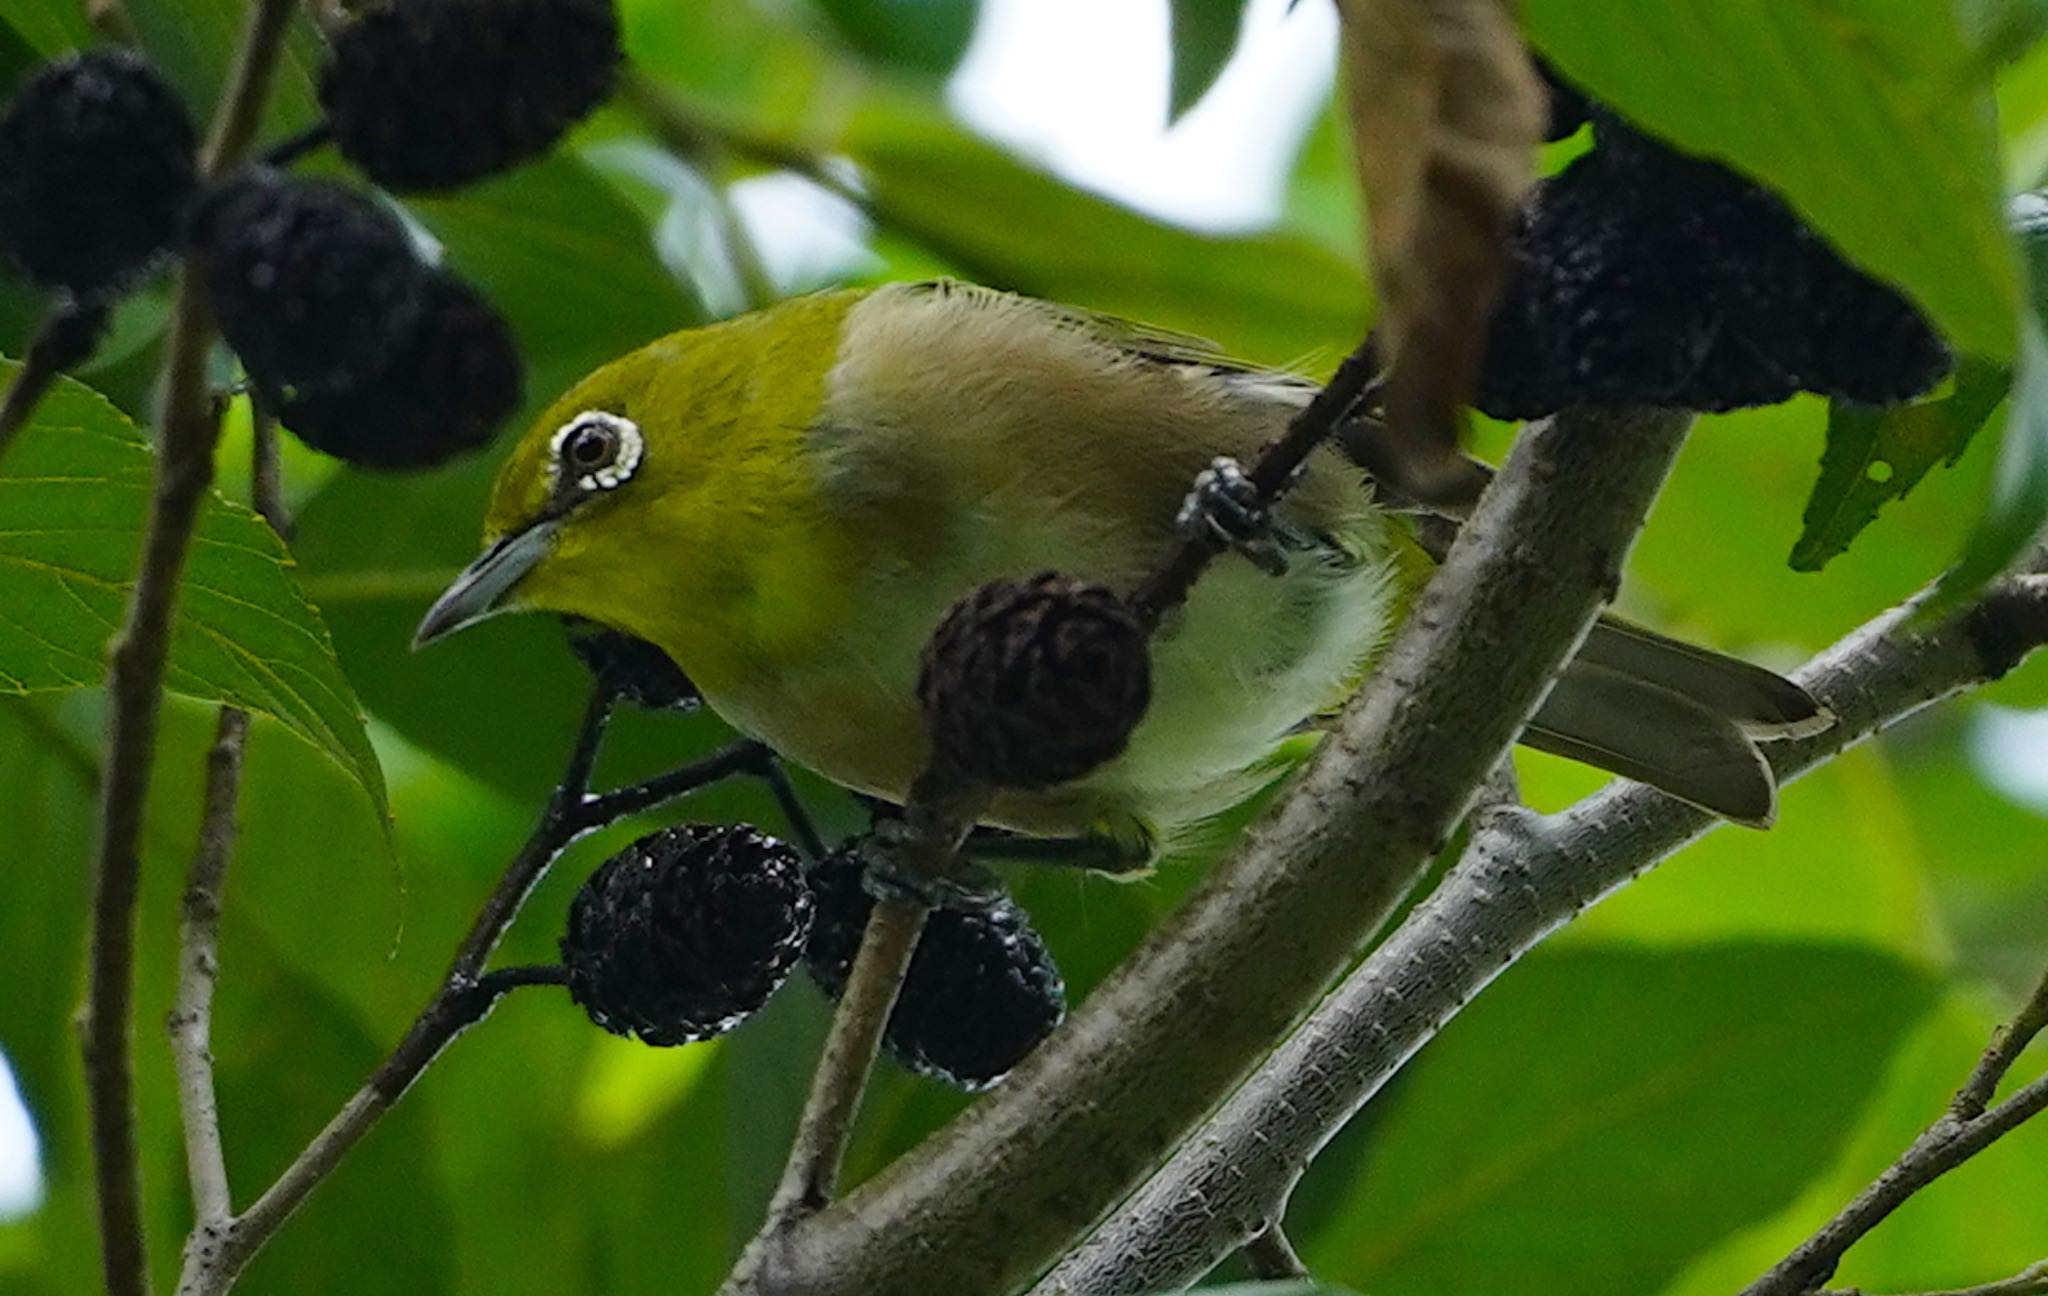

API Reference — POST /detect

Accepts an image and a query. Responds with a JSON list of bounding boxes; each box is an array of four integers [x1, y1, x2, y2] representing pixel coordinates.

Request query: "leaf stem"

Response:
[[0, 301, 110, 466]]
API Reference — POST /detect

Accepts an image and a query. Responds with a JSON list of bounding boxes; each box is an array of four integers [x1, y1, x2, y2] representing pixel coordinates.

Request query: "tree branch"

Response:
[[81, 4, 294, 1290], [1035, 563, 2048, 1296], [1824, 1260, 2048, 1296], [1741, 948, 2048, 1296], [169, 708, 248, 1233], [723, 403, 1694, 1296]]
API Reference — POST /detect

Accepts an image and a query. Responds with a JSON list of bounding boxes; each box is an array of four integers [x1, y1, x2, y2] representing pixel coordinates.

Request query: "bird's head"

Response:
[[414, 292, 861, 686]]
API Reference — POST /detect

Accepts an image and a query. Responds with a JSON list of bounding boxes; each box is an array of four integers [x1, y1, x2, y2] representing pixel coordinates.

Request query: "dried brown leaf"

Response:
[[1338, 0, 1542, 505]]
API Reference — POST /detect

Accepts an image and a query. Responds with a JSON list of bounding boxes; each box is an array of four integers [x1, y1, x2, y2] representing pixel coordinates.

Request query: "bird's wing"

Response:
[[897, 279, 1320, 391]]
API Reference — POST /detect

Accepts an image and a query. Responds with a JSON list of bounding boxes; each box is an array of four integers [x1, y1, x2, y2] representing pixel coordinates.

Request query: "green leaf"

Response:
[[842, 101, 1371, 367], [1936, 313, 2048, 607], [0, 367, 385, 819], [812, 0, 978, 78], [1792, 360, 2011, 571], [1307, 943, 1938, 1296], [1524, 0, 2020, 362], [1167, 0, 1249, 122]]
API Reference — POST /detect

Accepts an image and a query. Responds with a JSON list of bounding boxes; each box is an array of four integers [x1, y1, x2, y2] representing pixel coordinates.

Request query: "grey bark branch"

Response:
[[169, 708, 248, 1232], [1825, 1259, 2048, 1296], [1036, 560, 2048, 1296], [725, 404, 1695, 1296], [81, 5, 295, 1291]]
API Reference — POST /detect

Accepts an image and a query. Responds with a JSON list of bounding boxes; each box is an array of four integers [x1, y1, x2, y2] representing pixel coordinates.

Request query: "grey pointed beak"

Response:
[[414, 518, 560, 648]]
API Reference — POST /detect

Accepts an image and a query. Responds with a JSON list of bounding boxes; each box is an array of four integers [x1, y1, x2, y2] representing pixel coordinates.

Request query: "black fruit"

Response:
[[563, 824, 811, 1046], [320, 0, 622, 193], [805, 842, 1064, 1090], [918, 573, 1151, 790], [564, 620, 701, 711], [196, 169, 427, 396], [0, 49, 197, 297], [265, 266, 523, 470], [1477, 111, 1950, 419]]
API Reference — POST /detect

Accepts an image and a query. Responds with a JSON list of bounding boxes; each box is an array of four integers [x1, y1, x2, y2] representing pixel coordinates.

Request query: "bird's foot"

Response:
[[861, 819, 1007, 911], [1177, 456, 1289, 576]]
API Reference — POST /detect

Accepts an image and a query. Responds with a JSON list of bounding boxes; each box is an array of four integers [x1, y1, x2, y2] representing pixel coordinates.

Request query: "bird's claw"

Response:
[[1177, 456, 1289, 576], [861, 822, 1005, 911]]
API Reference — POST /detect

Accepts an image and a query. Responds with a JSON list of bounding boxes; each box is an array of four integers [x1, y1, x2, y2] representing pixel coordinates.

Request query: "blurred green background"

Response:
[[1, 0, 2045, 1293]]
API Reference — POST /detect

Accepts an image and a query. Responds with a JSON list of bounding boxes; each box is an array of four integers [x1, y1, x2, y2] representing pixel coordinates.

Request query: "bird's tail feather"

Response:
[[1526, 619, 1829, 827]]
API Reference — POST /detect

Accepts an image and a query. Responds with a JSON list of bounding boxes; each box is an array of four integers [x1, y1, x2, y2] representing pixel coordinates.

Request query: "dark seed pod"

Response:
[[0, 49, 197, 297], [805, 841, 1065, 1090], [265, 267, 523, 470], [195, 168, 427, 396], [564, 619, 701, 710], [563, 824, 811, 1046], [1477, 112, 1950, 419], [320, 0, 622, 193], [918, 573, 1150, 790]]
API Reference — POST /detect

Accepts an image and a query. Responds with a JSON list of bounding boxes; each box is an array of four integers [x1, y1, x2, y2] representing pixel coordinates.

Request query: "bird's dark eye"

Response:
[[567, 423, 615, 469], [551, 410, 644, 493]]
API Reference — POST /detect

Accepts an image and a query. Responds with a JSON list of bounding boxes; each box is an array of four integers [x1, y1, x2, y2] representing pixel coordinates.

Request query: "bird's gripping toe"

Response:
[[1177, 455, 1290, 575]]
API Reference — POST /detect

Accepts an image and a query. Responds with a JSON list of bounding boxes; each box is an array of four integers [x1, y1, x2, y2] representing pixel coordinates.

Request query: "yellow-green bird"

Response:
[[416, 280, 1823, 862]]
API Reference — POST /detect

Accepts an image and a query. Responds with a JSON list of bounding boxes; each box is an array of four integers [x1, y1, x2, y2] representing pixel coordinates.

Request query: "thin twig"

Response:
[[1954, 964, 2048, 1120], [1823, 1259, 2048, 1296], [175, 696, 771, 1296], [170, 709, 248, 1231], [248, 406, 291, 541], [256, 121, 334, 171], [752, 778, 987, 1243], [1742, 954, 2048, 1296], [756, 758, 828, 860], [81, 4, 294, 1291], [0, 301, 110, 466], [1241, 1224, 1309, 1281], [769, 899, 929, 1220]]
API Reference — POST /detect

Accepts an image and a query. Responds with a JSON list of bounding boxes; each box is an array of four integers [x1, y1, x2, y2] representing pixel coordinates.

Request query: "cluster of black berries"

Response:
[[1477, 62, 1952, 418], [559, 823, 1067, 1089], [0, 0, 619, 468], [559, 574, 1152, 1088]]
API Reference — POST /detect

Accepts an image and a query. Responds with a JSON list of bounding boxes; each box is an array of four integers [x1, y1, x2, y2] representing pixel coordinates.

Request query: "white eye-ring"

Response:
[[549, 410, 643, 494]]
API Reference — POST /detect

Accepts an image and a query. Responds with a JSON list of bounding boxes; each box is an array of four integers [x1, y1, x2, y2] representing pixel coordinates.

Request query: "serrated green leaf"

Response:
[[1524, 0, 2020, 362], [1792, 360, 2011, 571], [812, 0, 978, 78], [1167, 0, 1249, 122], [1935, 314, 2048, 607], [0, 367, 385, 819], [1308, 943, 1938, 1296]]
